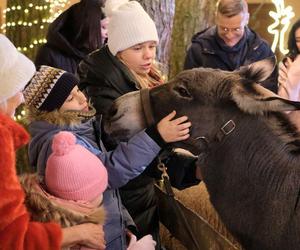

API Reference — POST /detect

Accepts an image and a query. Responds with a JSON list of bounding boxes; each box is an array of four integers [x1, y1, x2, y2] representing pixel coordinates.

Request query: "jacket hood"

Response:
[[26, 105, 96, 127], [46, 4, 87, 59], [27, 106, 99, 175], [191, 26, 216, 43]]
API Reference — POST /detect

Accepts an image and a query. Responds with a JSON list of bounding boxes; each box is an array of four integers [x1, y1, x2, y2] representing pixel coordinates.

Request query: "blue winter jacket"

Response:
[[28, 117, 161, 250]]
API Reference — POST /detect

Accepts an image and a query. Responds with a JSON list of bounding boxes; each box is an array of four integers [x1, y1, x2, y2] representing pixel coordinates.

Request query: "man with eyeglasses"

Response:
[[184, 0, 278, 93]]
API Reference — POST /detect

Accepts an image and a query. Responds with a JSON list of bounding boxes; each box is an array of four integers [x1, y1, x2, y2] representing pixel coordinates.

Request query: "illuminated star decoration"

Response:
[[267, 0, 295, 55]]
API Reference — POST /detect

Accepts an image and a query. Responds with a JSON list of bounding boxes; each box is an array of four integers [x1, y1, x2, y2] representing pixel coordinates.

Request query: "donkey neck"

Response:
[[200, 109, 300, 206], [201, 112, 300, 249]]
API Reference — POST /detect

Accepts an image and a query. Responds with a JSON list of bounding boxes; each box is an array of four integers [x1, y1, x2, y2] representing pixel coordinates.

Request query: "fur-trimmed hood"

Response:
[[26, 105, 96, 127], [26, 106, 101, 176], [19, 173, 105, 228]]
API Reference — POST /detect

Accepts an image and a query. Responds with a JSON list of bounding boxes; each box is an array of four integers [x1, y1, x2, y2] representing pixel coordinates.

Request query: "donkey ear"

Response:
[[237, 56, 276, 82], [232, 82, 300, 114]]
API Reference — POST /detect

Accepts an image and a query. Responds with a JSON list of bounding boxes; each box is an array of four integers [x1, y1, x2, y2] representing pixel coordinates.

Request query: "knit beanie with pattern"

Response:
[[23, 66, 78, 111], [104, 0, 159, 55], [45, 131, 108, 202], [0, 34, 35, 103]]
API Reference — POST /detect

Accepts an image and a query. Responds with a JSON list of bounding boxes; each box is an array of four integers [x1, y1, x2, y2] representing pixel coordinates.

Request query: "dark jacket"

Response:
[[35, 5, 90, 73], [78, 45, 138, 115], [184, 26, 278, 93], [78, 46, 200, 247]]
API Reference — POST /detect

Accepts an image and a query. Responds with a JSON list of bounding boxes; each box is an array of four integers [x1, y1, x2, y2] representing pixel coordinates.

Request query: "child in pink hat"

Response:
[[21, 131, 108, 250], [45, 131, 155, 250], [23, 62, 190, 249], [46, 131, 108, 204]]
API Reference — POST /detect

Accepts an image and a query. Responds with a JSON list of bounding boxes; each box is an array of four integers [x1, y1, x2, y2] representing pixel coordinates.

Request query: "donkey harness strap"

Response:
[[140, 88, 155, 127]]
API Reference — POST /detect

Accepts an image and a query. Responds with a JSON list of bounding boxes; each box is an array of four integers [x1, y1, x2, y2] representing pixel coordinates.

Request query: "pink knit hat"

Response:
[[45, 131, 108, 202]]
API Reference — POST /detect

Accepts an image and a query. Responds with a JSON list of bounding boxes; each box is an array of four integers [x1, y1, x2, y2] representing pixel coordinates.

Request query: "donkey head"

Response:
[[104, 57, 300, 154]]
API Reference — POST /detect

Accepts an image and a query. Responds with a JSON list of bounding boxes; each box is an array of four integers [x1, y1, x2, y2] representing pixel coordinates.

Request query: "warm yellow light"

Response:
[[2, 0, 70, 52], [268, 0, 295, 55]]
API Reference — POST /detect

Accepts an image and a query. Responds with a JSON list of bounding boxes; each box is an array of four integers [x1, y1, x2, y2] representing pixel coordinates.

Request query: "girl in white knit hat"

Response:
[[78, 1, 201, 249]]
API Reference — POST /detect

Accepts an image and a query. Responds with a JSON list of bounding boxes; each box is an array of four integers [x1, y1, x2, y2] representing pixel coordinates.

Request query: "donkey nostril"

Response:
[[106, 104, 124, 123], [108, 105, 118, 118]]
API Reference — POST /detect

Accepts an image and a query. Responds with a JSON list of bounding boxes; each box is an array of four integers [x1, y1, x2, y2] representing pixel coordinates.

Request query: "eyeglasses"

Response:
[[218, 26, 244, 34]]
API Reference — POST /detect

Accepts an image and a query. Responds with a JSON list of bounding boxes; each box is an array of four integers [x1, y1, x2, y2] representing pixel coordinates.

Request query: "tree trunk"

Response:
[[169, 0, 217, 78], [138, 0, 175, 73], [139, 0, 217, 79]]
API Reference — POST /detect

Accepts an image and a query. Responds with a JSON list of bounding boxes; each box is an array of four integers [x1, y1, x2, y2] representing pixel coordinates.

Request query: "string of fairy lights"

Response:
[[0, 0, 70, 121], [1, 0, 69, 55]]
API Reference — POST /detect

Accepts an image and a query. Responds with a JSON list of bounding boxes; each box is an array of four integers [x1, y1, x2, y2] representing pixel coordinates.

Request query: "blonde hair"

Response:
[[117, 56, 163, 89], [216, 0, 248, 17]]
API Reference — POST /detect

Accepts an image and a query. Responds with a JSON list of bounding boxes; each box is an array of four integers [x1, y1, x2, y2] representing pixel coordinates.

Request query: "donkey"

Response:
[[104, 58, 300, 250]]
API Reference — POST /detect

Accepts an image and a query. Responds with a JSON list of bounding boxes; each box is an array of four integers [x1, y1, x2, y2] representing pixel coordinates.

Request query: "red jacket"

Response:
[[0, 113, 62, 250]]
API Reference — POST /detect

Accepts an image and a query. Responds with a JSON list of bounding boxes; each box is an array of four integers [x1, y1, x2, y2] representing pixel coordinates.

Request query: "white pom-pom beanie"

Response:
[[104, 0, 159, 55], [0, 34, 35, 103]]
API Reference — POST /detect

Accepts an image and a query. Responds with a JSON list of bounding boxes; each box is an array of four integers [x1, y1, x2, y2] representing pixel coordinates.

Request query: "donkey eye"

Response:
[[174, 86, 192, 98]]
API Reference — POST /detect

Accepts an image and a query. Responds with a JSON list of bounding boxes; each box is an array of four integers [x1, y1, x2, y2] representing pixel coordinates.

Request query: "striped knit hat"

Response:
[[23, 66, 78, 111]]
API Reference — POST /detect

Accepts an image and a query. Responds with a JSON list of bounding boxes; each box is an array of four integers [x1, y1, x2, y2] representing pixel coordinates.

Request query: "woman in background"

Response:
[[35, 0, 107, 73], [278, 19, 300, 130]]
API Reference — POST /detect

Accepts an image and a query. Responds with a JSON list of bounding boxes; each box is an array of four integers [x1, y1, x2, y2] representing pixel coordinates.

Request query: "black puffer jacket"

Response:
[[78, 46, 138, 115], [35, 3, 95, 73], [78, 46, 200, 249], [184, 26, 278, 93]]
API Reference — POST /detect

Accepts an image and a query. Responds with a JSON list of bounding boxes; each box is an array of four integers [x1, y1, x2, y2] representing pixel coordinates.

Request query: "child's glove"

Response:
[[127, 234, 156, 250]]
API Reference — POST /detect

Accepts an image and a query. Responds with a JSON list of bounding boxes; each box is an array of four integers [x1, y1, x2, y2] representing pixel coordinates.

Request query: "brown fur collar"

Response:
[[19, 173, 105, 228], [25, 105, 96, 127]]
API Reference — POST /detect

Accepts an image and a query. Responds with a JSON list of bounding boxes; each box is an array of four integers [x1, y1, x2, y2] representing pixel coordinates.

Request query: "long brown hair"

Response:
[[65, 0, 105, 52]]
